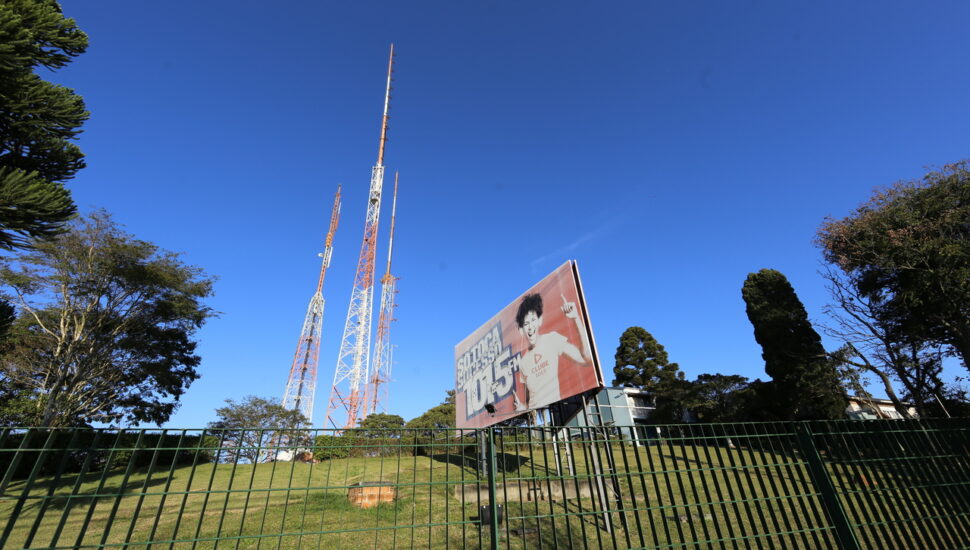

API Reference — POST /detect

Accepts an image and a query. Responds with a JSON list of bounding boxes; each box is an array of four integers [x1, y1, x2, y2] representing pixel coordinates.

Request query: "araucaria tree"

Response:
[[742, 269, 846, 420], [818, 162, 970, 372], [613, 326, 687, 422], [0, 211, 215, 426], [0, 0, 88, 249]]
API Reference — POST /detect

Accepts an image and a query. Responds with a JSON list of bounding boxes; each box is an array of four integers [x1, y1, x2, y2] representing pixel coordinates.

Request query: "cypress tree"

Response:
[[742, 269, 846, 420]]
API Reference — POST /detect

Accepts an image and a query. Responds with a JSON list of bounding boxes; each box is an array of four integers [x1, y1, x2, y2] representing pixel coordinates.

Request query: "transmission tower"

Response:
[[324, 45, 395, 430], [281, 186, 342, 424], [364, 173, 399, 416]]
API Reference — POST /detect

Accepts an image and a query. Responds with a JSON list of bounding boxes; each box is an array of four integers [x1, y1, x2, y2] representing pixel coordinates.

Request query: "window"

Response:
[[630, 395, 652, 408]]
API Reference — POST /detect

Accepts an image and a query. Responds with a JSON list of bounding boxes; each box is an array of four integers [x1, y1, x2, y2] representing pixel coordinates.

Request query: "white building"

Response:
[[846, 396, 917, 420]]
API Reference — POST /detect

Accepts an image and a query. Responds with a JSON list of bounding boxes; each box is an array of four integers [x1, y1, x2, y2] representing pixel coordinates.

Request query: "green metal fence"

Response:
[[2, 420, 969, 549]]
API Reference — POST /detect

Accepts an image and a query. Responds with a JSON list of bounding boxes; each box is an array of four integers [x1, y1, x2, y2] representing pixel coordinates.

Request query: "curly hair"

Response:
[[516, 293, 543, 328]]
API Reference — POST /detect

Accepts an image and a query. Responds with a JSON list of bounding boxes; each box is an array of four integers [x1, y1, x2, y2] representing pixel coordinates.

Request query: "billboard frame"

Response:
[[454, 260, 605, 430]]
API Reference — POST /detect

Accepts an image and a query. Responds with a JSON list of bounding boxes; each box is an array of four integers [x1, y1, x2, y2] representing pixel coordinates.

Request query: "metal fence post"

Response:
[[485, 427, 500, 550], [795, 423, 861, 550]]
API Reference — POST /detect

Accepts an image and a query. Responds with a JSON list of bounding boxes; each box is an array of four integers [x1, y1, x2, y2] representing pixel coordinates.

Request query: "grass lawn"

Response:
[[2, 431, 965, 549]]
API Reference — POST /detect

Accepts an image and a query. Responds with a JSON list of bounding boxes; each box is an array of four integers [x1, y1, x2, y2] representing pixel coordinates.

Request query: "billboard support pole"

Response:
[[590, 390, 629, 533], [550, 410, 563, 477], [579, 394, 613, 534], [485, 427, 501, 550], [477, 429, 487, 477], [551, 402, 575, 477]]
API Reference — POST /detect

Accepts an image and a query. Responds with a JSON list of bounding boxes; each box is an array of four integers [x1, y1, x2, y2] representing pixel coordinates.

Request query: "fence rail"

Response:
[[2, 420, 969, 549]]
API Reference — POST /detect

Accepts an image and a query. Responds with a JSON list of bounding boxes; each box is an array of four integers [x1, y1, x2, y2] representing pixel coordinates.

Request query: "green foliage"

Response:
[[742, 269, 847, 420], [350, 414, 405, 457], [0, 295, 14, 338], [0, 168, 75, 250], [405, 390, 456, 432], [821, 266, 942, 418], [818, 161, 970, 371], [0, 211, 216, 427], [311, 434, 354, 460], [356, 413, 405, 433], [687, 373, 754, 423], [0, 385, 37, 426], [0, 429, 211, 480], [208, 395, 309, 463], [613, 326, 687, 422], [612, 327, 680, 389], [0, 0, 89, 249], [309, 432, 414, 460], [405, 391, 458, 456]]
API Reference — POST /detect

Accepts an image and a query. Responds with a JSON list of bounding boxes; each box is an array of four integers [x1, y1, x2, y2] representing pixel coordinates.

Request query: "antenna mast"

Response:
[[282, 185, 341, 424], [364, 173, 399, 416], [324, 45, 394, 430]]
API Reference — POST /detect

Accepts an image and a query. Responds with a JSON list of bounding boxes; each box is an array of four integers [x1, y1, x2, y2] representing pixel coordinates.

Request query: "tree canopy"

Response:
[[686, 373, 754, 423], [0, 0, 88, 249], [208, 396, 309, 464], [742, 269, 847, 420], [818, 162, 970, 372], [355, 413, 405, 437], [821, 266, 942, 418], [613, 326, 687, 422], [405, 390, 456, 431], [0, 211, 216, 426], [612, 326, 681, 389]]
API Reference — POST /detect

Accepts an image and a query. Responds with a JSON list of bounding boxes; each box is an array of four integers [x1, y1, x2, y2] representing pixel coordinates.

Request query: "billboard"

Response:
[[454, 261, 605, 429]]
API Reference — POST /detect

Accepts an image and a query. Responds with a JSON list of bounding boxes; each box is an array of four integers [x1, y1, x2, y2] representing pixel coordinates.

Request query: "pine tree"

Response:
[[742, 269, 846, 420], [0, 0, 88, 250], [613, 326, 687, 422]]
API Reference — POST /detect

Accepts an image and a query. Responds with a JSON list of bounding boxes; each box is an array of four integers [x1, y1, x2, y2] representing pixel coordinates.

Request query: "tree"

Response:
[[355, 413, 404, 437], [0, 211, 216, 426], [817, 162, 970, 371], [0, 0, 89, 249], [405, 391, 461, 457], [741, 269, 847, 420], [687, 373, 754, 423], [405, 390, 456, 431], [208, 396, 309, 464], [0, 297, 14, 339], [821, 267, 943, 418], [613, 326, 687, 422]]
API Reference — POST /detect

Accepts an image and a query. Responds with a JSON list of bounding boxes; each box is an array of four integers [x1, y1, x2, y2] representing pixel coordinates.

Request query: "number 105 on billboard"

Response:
[[454, 261, 605, 429]]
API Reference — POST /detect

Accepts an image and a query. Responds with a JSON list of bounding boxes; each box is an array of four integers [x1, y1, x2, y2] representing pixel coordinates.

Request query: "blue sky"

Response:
[[55, 1, 970, 428]]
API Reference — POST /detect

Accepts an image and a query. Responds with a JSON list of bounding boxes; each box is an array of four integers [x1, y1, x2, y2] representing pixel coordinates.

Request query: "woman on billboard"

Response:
[[513, 292, 593, 411]]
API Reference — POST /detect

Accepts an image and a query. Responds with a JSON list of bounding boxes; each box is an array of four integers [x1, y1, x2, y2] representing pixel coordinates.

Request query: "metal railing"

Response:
[[1, 420, 969, 549]]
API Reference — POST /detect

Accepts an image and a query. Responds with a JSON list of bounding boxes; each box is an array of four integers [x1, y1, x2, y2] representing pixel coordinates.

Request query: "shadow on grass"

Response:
[[429, 451, 530, 475], [508, 498, 610, 549], [16, 474, 175, 512]]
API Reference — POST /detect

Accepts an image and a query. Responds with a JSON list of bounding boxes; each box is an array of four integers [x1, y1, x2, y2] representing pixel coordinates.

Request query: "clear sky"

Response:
[[55, 1, 970, 428]]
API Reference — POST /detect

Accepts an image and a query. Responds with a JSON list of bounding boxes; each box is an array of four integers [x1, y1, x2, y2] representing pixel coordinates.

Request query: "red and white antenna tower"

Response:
[[324, 45, 395, 430], [364, 173, 399, 416], [282, 186, 341, 423]]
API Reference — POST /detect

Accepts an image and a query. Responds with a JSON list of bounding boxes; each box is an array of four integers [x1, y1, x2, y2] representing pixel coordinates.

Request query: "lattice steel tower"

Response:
[[282, 186, 342, 423], [364, 173, 399, 416], [324, 45, 395, 429]]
